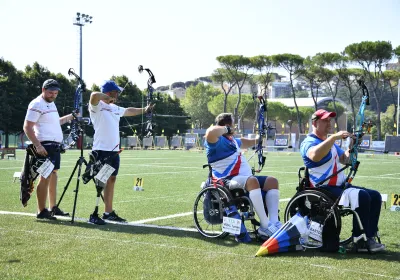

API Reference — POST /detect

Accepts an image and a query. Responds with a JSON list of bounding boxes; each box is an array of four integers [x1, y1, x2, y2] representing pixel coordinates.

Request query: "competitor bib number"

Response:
[[37, 159, 54, 179], [95, 164, 115, 184], [222, 217, 241, 235], [308, 221, 323, 242], [390, 193, 400, 212]]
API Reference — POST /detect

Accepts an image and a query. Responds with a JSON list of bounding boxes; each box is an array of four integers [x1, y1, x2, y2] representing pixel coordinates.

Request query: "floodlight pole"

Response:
[[73, 12, 93, 116], [397, 78, 399, 136]]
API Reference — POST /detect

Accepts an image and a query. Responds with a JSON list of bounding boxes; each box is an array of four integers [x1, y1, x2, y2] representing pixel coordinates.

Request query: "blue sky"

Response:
[[1, 0, 399, 90]]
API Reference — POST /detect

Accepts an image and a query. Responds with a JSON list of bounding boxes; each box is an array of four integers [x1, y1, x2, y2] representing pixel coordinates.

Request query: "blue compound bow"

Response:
[[248, 93, 274, 174]]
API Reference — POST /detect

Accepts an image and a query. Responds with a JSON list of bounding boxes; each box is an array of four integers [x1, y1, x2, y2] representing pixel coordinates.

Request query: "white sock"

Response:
[[249, 189, 269, 228], [265, 189, 280, 223]]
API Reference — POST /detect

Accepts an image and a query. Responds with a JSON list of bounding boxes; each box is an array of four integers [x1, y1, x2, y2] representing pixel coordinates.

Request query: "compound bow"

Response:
[[248, 93, 274, 174], [315, 78, 377, 187], [63, 68, 89, 149], [138, 65, 158, 137]]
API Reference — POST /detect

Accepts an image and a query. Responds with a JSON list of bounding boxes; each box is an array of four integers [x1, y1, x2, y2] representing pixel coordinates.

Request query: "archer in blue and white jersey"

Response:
[[300, 109, 384, 252], [204, 113, 282, 239]]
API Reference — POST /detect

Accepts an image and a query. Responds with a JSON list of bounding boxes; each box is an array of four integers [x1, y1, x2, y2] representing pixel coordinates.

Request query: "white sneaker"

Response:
[[274, 221, 283, 229], [258, 222, 279, 238]]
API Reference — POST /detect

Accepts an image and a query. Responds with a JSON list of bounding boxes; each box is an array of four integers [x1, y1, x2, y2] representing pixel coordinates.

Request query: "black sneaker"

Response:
[[102, 211, 127, 222], [357, 238, 385, 253], [37, 209, 57, 220], [51, 206, 70, 216], [89, 213, 106, 225]]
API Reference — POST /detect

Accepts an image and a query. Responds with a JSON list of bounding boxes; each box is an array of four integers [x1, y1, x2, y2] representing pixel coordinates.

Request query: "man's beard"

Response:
[[43, 97, 55, 103]]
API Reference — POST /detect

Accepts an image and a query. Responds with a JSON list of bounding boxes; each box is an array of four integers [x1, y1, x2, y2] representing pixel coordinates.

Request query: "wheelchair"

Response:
[[193, 164, 266, 239], [284, 167, 381, 251]]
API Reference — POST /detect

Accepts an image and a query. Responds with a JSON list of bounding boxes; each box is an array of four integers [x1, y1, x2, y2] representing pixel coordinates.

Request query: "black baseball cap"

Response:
[[42, 79, 61, 91]]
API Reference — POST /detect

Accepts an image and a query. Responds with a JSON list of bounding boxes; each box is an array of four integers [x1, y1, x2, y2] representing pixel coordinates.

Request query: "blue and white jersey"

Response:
[[300, 134, 345, 187], [205, 136, 252, 181]]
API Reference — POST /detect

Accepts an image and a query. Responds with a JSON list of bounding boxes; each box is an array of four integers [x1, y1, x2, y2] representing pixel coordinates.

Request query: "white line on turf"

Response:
[[129, 197, 292, 223]]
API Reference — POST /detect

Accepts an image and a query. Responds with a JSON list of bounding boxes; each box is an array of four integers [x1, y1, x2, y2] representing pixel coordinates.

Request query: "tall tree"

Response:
[[216, 55, 252, 123], [271, 54, 305, 133], [211, 68, 236, 112], [336, 67, 364, 128], [181, 83, 216, 129], [382, 70, 400, 133], [313, 52, 344, 131], [0, 58, 26, 147], [344, 41, 393, 140]]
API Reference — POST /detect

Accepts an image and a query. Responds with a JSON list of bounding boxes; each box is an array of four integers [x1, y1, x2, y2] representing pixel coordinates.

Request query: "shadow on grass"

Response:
[[36, 218, 244, 248]]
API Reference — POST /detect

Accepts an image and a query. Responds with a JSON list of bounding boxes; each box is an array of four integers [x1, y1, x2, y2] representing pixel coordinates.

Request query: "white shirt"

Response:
[[24, 95, 63, 143], [89, 100, 126, 151]]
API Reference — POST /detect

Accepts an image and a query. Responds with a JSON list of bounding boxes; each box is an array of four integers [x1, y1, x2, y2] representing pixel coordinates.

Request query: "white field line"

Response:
[[129, 197, 292, 224], [0, 225, 396, 279]]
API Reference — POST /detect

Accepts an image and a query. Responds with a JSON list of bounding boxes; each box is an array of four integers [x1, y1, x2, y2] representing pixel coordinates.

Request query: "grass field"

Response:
[[0, 149, 399, 279]]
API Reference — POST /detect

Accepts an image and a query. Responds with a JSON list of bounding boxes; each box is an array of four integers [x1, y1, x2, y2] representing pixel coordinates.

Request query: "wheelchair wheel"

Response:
[[284, 190, 342, 247], [193, 186, 231, 238]]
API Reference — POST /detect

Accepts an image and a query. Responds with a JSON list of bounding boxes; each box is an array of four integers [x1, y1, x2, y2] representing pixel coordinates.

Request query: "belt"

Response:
[[41, 141, 61, 146]]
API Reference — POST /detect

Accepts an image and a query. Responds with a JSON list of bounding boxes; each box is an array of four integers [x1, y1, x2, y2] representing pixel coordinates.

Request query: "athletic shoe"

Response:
[[89, 213, 106, 225], [102, 211, 127, 222], [37, 209, 57, 220], [258, 222, 280, 238], [357, 238, 385, 253], [51, 206, 70, 216]]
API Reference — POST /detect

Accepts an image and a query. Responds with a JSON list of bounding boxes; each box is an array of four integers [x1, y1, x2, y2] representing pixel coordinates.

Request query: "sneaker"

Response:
[[51, 206, 70, 216], [258, 222, 280, 238], [89, 213, 106, 225], [102, 211, 127, 222], [274, 221, 283, 229], [37, 209, 57, 220], [357, 238, 385, 253]]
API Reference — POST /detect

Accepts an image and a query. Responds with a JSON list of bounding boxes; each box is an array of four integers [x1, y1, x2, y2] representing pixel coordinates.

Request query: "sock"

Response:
[[249, 189, 269, 228], [265, 189, 280, 223], [104, 212, 110, 215]]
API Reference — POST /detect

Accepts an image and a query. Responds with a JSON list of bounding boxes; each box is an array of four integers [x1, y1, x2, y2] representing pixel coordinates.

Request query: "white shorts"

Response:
[[228, 175, 251, 190]]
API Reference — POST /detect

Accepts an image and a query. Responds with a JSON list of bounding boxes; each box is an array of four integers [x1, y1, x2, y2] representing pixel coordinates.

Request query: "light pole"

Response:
[[73, 12, 92, 116], [397, 78, 400, 136]]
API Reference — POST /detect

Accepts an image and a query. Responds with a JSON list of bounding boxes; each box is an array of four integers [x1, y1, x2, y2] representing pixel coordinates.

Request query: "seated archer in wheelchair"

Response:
[[194, 113, 282, 243], [295, 109, 385, 253]]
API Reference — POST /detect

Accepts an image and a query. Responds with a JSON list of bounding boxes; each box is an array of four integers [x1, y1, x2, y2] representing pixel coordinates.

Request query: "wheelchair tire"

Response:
[[193, 186, 232, 238], [284, 190, 342, 245]]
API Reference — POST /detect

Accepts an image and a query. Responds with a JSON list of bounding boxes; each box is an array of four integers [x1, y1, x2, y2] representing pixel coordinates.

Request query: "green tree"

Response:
[[211, 68, 236, 112], [383, 70, 400, 133], [181, 83, 217, 129], [312, 52, 343, 131], [216, 55, 252, 123], [344, 41, 393, 140], [271, 54, 305, 132], [0, 58, 26, 147]]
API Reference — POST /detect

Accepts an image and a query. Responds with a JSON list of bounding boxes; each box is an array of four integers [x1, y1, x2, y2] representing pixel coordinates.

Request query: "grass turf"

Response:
[[0, 149, 399, 279]]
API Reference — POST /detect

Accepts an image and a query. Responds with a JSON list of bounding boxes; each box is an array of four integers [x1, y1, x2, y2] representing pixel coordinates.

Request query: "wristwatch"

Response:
[[225, 126, 231, 134]]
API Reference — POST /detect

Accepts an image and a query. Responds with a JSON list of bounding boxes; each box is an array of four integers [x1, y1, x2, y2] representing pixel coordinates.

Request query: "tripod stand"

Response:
[[56, 124, 100, 223]]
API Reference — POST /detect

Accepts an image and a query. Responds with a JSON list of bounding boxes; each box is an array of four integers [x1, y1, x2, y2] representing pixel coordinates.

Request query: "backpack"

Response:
[[320, 213, 340, 252], [203, 189, 224, 225]]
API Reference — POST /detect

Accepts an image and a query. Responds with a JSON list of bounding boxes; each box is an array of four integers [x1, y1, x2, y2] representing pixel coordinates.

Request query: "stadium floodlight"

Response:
[[73, 12, 93, 116]]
